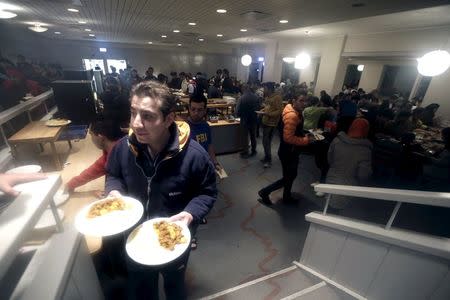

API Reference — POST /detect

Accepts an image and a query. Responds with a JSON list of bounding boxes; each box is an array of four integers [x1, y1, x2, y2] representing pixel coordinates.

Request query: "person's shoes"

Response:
[[263, 161, 271, 168], [315, 191, 325, 197], [260, 158, 267, 163], [310, 181, 320, 187], [258, 191, 272, 205]]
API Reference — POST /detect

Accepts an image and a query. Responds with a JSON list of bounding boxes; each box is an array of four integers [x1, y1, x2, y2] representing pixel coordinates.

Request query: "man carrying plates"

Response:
[[106, 81, 217, 299]]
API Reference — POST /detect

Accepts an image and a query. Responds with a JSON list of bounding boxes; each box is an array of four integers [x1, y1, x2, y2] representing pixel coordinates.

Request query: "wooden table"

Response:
[[8, 121, 67, 170]]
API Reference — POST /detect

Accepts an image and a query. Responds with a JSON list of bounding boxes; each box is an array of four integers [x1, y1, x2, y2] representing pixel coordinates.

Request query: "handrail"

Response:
[[0, 89, 53, 125], [314, 184, 450, 230], [314, 184, 450, 208]]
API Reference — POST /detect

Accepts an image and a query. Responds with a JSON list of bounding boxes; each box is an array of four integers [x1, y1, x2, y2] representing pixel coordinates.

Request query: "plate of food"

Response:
[[126, 217, 191, 266], [74, 196, 144, 237], [45, 119, 71, 127]]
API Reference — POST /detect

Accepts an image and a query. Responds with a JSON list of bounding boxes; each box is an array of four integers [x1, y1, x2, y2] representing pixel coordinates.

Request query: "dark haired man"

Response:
[[65, 117, 125, 193], [187, 93, 220, 168], [106, 81, 217, 299]]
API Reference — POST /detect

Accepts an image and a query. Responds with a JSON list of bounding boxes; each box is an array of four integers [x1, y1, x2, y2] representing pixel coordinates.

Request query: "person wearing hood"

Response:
[[325, 118, 373, 209], [105, 81, 217, 299], [258, 90, 312, 204]]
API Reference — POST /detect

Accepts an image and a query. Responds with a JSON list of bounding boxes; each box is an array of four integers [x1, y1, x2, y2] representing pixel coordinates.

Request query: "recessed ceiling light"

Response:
[[67, 8, 79, 12], [177, 44, 182, 47], [217, 34, 223, 37], [54, 31, 61, 34], [173, 29, 180, 33], [198, 38, 204, 42], [279, 20, 288, 24], [89, 34, 95, 37], [99, 47, 107, 52], [0, 10, 17, 19], [240, 29, 247, 32], [216, 9, 227, 14], [78, 21, 86, 24], [28, 24, 48, 33], [161, 35, 167, 38], [148, 41, 153, 44], [188, 22, 196, 26], [85, 28, 91, 32]]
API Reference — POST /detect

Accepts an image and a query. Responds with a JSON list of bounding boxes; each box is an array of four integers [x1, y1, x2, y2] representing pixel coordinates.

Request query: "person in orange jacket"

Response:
[[258, 90, 313, 204], [65, 117, 125, 193]]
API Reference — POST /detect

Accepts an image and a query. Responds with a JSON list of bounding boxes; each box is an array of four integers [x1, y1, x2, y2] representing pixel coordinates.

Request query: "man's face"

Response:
[[130, 96, 174, 145], [90, 131, 104, 150], [189, 101, 206, 123], [293, 95, 306, 111]]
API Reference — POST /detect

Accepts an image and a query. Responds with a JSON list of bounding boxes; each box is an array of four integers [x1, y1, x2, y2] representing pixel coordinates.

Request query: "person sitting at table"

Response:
[[187, 92, 220, 169], [325, 118, 373, 208], [423, 127, 450, 192], [337, 93, 357, 133], [65, 117, 125, 194], [421, 103, 440, 126], [303, 96, 329, 131], [0, 172, 47, 197], [385, 111, 414, 139]]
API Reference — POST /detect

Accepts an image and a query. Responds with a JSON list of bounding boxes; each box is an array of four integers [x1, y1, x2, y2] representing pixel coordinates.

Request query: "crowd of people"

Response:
[[0, 52, 63, 111]]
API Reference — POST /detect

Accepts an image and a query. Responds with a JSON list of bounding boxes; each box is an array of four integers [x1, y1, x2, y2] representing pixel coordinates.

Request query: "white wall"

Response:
[[0, 29, 238, 78], [358, 62, 385, 91], [299, 58, 320, 86]]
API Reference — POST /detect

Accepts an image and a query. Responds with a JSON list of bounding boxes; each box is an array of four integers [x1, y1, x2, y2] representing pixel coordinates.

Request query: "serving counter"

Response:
[[208, 120, 247, 154]]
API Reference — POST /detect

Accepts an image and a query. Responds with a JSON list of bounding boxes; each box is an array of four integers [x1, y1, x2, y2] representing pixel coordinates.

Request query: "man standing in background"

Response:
[[237, 84, 260, 158]]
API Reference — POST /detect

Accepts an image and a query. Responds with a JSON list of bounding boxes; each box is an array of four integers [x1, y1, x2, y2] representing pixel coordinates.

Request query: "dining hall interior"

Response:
[[1, 1, 450, 299]]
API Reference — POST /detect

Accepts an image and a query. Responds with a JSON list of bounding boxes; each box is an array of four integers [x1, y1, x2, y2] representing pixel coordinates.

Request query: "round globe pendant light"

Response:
[[294, 52, 311, 69], [241, 54, 252, 66], [417, 50, 450, 77], [357, 64, 364, 72]]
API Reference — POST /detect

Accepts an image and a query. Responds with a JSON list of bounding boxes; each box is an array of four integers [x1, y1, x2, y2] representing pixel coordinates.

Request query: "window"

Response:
[[82, 59, 106, 74], [106, 59, 127, 74]]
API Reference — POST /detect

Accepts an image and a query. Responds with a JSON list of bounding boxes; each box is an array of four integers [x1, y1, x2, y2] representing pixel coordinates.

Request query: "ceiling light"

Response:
[[173, 29, 180, 33], [89, 34, 95, 37], [282, 57, 295, 64], [0, 10, 17, 19], [28, 23, 48, 33], [188, 22, 196, 26], [216, 9, 227, 14], [177, 44, 182, 47], [161, 35, 167, 38], [54, 31, 61, 34], [78, 21, 86, 24], [240, 29, 247, 32], [217, 34, 223, 37], [258, 57, 264, 62], [295, 53, 311, 69], [241, 54, 252, 67], [279, 20, 288, 24], [85, 28, 91, 32], [148, 41, 153, 44], [67, 8, 79, 12], [198, 38, 204, 42], [99, 48, 107, 52], [357, 65, 364, 72], [417, 50, 450, 77]]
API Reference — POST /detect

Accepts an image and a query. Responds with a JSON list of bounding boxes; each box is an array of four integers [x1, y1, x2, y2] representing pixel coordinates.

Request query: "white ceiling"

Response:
[[0, 0, 449, 49], [227, 5, 450, 44]]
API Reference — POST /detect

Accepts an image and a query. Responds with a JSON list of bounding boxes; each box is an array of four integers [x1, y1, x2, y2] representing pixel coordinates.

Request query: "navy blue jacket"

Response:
[[105, 121, 217, 222]]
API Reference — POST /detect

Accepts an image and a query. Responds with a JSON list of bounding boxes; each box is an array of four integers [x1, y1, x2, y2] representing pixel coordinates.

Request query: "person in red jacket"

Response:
[[65, 118, 125, 193], [258, 90, 313, 204]]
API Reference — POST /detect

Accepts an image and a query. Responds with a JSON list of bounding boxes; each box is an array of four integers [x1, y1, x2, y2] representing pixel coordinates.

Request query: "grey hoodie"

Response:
[[326, 132, 373, 208]]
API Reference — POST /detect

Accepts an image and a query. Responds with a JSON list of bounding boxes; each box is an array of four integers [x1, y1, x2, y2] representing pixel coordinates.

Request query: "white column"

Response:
[[314, 36, 347, 96], [263, 41, 281, 82], [358, 62, 385, 92]]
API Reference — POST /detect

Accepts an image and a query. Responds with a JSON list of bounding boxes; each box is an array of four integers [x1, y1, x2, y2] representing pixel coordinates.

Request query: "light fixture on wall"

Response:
[[294, 52, 311, 69], [28, 23, 48, 32], [357, 64, 364, 72], [282, 57, 295, 64], [241, 54, 252, 66], [417, 50, 450, 77]]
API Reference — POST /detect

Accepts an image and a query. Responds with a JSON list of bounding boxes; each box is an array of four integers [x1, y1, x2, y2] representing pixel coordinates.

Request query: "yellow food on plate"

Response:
[[153, 221, 187, 251], [87, 197, 126, 218]]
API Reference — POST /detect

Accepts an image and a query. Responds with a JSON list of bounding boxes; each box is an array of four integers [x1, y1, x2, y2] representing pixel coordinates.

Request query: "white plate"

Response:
[[53, 189, 70, 206], [6, 165, 42, 174], [74, 196, 144, 237], [34, 208, 65, 230], [314, 134, 325, 141], [126, 217, 191, 266]]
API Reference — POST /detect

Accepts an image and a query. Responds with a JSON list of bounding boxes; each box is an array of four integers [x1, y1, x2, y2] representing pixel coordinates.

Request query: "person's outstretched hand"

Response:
[[168, 211, 193, 226], [0, 173, 47, 197]]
